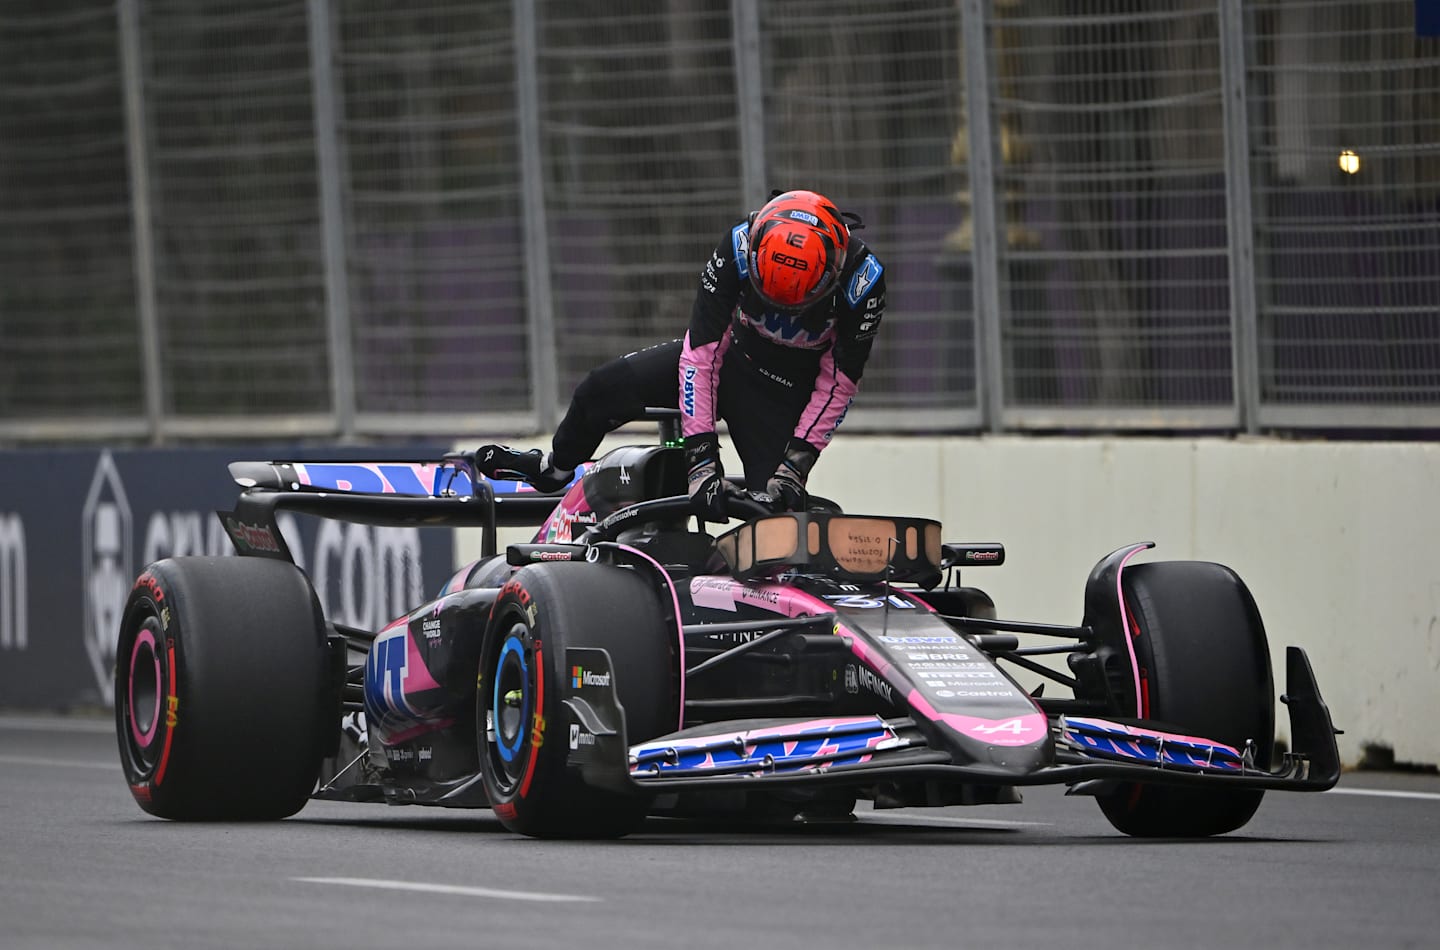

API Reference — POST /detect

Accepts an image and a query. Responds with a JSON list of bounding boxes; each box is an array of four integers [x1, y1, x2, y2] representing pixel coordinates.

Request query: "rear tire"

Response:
[[114, 557, 330, 820], [1096, 560, 1274, 837], [478, 562, 674, 838]]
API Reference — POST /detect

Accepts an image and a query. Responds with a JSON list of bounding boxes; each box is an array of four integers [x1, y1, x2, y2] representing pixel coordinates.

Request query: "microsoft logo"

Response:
[[571, 665, 612, 689]]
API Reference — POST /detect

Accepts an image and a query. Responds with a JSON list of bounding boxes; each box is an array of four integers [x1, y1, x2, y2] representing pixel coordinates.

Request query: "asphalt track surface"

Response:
[[2, 715, 1438, 950]]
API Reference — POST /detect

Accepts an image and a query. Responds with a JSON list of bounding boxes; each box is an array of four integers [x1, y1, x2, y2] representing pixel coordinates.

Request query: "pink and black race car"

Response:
[[114, 414, 1340, 838]]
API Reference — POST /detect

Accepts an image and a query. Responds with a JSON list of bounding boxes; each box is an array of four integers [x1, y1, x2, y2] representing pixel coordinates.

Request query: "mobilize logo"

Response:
[[570, 666, 611, 689], [569, 723, 596, 750], [0, 512, 25, 650]]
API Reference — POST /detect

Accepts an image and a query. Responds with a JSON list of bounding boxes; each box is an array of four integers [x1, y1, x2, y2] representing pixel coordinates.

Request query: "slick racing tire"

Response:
[[478, 562, 675, 838], [114, 557, 330, 820], [1096, 560, 1275, 837]]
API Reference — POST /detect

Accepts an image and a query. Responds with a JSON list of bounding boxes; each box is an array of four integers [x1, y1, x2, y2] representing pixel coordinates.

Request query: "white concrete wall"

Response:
[[461, 433, 1440, 767]]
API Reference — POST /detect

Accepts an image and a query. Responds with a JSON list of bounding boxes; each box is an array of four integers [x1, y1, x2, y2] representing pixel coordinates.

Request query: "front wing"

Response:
[[616, 647, 1340, 796]]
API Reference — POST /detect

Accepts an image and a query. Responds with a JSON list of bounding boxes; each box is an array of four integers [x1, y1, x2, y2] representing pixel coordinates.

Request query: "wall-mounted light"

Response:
[[1338, 149, 1361, 175]]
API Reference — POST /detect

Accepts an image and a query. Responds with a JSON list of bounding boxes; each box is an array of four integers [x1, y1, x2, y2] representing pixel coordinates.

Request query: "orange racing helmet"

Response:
[[746, 190, 850, 312]]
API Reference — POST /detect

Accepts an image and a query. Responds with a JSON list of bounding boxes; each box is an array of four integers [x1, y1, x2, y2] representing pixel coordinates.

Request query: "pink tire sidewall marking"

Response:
[[128, 626, 163, 750]]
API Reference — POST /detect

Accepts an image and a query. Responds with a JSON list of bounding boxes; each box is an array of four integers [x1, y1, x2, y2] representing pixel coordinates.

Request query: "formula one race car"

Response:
[[114, 414, 1341, 838]]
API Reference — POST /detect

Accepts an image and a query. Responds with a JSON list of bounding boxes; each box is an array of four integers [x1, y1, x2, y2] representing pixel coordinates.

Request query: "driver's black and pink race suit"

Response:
[[551, 219, 886, 489]]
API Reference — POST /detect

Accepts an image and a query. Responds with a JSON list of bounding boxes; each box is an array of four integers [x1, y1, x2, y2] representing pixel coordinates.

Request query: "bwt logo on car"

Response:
[[0, 512, 25, 651]]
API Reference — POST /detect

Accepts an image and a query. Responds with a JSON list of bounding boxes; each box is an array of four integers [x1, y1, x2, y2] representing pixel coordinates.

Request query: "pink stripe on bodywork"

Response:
[[1113, 543, 1151, 717], [385, 717, 456, 745], [737, 716, 887, 740], [536, 479, 597, 543], [907, 690, 1048, 747], [444, 562, 476, 594], [685, 578, 1045, 748], [687, 576, 831, 619], [403, 626, 441, 693], [616, 543, 687, 731]]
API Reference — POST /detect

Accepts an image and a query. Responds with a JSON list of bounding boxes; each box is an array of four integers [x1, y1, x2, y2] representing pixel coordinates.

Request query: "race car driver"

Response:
[[478, 189, 887, 522]]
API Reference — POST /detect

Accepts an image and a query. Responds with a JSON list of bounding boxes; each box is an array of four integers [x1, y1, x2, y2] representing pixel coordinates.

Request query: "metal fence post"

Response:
[[307, 0, 355, 438], [514, 2, 558, 431], [731, 0, 767, 209], [117, 0, 163, 444], [961, 0, 1004, 431], [1219, 0, 1260, 433]]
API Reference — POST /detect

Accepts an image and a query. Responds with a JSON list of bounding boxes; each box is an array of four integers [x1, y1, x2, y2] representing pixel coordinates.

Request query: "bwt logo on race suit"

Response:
[[0, 512, 25, 651], [80, 452, 429, 706], [682, 364, 698, 417]]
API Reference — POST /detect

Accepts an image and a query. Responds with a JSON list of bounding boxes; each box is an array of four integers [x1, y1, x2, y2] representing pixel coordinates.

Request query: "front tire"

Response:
[[478, 562, 675, 838], [1096, 560, 1275, 837], [114, 557, 330, 820]]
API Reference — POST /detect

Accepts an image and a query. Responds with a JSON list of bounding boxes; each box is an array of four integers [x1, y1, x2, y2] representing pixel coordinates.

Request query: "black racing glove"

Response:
[[766, 439, 820, 512], [685, 432, 730, 523]]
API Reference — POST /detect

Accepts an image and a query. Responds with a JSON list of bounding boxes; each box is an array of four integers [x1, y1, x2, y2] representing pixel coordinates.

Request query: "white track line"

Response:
[[0, 754, 117, 770], [295, 877, 601, 903], [0, 717, 113, 733], [1326, 787, 1440, 802], [860, 812, 1051, 829]]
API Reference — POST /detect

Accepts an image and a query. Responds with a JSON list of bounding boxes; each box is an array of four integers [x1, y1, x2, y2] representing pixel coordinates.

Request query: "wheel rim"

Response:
[[121, 616, 166, 773], [488, 624, 532, 792]]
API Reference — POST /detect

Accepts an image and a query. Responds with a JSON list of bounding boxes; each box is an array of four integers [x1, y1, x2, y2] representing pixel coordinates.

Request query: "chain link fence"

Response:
[[2, 0, 1437, 443]]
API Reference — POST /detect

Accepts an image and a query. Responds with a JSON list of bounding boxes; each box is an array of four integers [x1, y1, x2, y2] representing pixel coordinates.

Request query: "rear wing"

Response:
[[218, 454, 577, 563]]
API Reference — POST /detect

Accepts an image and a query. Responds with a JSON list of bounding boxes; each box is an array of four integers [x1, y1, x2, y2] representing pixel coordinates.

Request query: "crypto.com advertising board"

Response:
[[0, 446, 453, 709]]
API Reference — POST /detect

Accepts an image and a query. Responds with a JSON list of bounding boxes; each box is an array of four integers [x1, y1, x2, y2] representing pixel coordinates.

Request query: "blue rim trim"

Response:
[[493, 636, 530, 764]]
